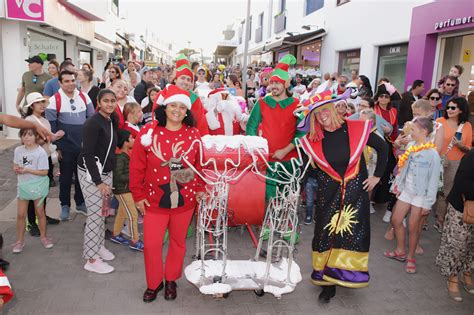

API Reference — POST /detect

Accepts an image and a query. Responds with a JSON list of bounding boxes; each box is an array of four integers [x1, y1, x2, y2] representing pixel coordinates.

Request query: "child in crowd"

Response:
[[360, 109, 382, 214], [0, 269, 13, 308], [141, 86, 160, 124], [110, 130, 144, 251], [122, 102, 143, 138], [12, 129, 53, 253], [384, 117, 441, 274], [438, 64, 463, 96]]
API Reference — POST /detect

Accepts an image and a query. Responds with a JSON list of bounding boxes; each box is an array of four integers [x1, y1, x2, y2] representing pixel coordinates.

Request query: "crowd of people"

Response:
[[0, 51, 472, 306]]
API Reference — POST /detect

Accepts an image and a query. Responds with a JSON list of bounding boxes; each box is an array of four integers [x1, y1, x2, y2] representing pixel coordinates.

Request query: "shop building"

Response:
[[0, 0, 120, 138], [233, 0, 430, 91], [405, 0, 474, 93]]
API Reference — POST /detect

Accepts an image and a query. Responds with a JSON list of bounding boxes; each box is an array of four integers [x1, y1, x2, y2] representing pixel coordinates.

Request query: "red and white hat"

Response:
[[175, 54, 194, 82], [155, 84, 191, 109], [207, 88, 229, 97]]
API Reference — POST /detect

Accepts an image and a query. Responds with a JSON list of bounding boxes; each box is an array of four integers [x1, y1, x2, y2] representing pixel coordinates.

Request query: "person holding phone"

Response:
[[434, 97, 472, 232]]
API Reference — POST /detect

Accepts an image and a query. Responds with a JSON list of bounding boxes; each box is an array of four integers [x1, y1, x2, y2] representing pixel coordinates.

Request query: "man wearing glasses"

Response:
[[43, 60, 77, 97], [440, 76, 458, 109], [15, 56, 52, 114], [46, 70, 95, 221]]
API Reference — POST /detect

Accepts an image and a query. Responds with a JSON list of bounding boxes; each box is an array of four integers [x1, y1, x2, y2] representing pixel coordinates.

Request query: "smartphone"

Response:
[[455, 132, 462, 140]]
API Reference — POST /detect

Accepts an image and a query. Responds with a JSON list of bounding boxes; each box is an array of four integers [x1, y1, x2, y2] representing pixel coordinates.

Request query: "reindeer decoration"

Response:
[[151, 136, 195, 209]]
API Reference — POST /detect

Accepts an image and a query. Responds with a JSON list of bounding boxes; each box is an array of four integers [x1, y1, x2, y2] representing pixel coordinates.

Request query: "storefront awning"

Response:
[[214, 45, 236, 56], [248, 45, 266, 55], [266, 28, 327, 51], [92, 38, 114, 54]]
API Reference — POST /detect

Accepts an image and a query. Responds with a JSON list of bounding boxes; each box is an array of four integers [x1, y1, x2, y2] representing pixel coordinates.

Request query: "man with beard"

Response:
[[246, 54, 305, 200], [153, 54, 209, 135]]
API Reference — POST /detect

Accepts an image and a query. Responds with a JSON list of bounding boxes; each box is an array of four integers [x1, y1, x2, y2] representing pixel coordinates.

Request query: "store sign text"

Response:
[[389, 47, 401, 54], [435, 16, 472, 31], [5, 0, 44, 22]]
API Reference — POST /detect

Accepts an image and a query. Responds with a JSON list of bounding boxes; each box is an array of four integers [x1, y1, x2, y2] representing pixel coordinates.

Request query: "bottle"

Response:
[[102, 194, 111, 217]]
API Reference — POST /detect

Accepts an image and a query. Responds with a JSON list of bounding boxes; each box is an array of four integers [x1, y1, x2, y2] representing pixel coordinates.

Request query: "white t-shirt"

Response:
[[14, 145, 49, 183]]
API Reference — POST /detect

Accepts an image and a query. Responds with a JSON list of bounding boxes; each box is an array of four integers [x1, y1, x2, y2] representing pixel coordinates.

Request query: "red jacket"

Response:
[[129, 123, 205, 214], [0, 270, 13, 304]]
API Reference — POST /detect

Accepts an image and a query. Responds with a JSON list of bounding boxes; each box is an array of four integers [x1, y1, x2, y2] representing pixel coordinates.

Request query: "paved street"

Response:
[[0, 147, 473, 315]]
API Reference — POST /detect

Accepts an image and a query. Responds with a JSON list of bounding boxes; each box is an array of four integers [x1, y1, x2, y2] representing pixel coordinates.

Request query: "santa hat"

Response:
[[175, 54, 194, 81], [270, 54, 296, 84], [207, 88, 229, 97], [155, 84, 191, 109], [141, 85, 191, 147]]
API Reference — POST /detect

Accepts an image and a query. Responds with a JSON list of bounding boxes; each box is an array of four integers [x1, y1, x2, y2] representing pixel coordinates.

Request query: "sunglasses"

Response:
[[445, 83, 455, 87], [429, 96, 440, 101], [32, 75, 38, 84], [379, 94, 390, 99], [69, 98, 76, 111], [446, 106, 457, 111]]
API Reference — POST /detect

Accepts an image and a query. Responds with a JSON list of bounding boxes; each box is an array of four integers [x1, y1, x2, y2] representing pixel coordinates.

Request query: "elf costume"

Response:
[[246, 54, 305, 200]]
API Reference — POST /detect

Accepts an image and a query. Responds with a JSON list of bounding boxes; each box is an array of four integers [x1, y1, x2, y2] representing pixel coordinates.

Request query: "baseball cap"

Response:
[[25, 55, 44, 65]]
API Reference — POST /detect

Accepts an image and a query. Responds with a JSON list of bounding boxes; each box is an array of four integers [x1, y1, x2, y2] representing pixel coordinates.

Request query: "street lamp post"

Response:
[[241, 0, 251, 99]]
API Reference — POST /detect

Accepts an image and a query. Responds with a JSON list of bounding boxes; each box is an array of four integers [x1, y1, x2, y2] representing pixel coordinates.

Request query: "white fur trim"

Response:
[[140, 128, 153, 147], [163, 94, 191, 109]]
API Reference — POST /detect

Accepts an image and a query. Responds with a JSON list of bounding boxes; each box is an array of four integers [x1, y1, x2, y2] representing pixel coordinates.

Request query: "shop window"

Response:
[[27, 29, 65, 67], [305, 0, 324, 15], [111, 0, 119, 16], [338, 49, 360, 79], [298, 40, 322, 68], [377, 43, 408, 92], [437, 34, 474, 95]]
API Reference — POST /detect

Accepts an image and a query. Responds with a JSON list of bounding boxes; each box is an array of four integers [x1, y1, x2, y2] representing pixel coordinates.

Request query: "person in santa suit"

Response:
[[204, 88, 248, 136], [298, 94, 388, 303], [153, 54, 209, 136], [246, 54, 306, 201], [130, 84, 205, 303]]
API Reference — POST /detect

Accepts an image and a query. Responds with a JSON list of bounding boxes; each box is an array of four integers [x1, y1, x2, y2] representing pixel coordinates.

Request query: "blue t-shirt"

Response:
[[43, 78, 60, 97]]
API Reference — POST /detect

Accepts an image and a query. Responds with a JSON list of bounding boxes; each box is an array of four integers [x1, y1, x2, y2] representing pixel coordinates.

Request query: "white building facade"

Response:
[[234, 0, 432, 91]]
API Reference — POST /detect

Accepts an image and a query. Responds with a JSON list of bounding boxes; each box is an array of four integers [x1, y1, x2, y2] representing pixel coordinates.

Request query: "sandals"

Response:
[[433, 221, 443, 233], [447, 279, 463, 302], [384, 250, 407, 262], [415, 245, 424, 255], [405, 259, 416, 274], [461, 273, 474, 294]]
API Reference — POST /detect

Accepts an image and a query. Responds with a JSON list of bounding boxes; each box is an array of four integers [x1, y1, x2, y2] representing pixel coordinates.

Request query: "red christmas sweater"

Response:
[[246, 95, 305, 162], [130, 123, 205, 214]]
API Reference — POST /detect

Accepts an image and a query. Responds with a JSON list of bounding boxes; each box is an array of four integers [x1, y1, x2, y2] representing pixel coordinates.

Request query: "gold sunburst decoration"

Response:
[[324, 204, 359, 237]]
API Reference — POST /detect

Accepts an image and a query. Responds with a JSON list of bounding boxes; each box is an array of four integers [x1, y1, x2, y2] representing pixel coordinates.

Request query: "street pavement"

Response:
[[0, 147, 472, 315]]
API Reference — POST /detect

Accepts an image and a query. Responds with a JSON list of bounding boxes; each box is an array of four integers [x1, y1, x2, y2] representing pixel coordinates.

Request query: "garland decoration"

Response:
[[398, 142, 437, 169]]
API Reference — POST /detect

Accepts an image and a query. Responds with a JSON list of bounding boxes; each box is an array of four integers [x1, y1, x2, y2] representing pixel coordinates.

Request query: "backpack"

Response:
[[54, 91, 87, 116]]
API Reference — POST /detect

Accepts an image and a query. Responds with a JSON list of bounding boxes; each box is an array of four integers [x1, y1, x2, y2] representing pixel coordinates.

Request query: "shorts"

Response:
[[398, 190, 425, 208]]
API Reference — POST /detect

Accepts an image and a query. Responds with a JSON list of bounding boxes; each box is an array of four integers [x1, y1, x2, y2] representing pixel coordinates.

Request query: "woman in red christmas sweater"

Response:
[[130, 85, 205, 303]]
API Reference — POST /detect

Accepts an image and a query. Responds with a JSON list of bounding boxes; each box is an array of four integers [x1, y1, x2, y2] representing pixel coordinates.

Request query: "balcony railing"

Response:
[[274, 13, 286, 34], [255, 27, 263, 43]]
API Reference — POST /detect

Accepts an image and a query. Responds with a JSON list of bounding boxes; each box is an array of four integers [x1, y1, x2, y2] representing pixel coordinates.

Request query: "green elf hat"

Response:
[[175, 54, 194, 82], [269, 54, 296, 85]]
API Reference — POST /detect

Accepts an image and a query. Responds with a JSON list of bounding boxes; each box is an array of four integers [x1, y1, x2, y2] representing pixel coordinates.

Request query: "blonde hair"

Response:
[[309, 103, 345, 141], [123, 102, 141, 121], [411, 99, 432, 113]]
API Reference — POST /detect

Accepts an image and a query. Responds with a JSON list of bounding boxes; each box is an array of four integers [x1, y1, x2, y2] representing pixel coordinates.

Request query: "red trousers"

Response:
[[143, 209, 194, 290]]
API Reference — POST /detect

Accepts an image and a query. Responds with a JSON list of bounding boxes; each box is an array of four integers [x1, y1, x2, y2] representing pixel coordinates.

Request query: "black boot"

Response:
[[318, 285, 336, 303]]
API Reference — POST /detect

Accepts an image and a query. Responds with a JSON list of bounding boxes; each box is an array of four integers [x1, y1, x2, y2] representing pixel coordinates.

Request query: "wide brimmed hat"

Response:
[[297, 89, 351, 132], [24, 92, 48, 109]]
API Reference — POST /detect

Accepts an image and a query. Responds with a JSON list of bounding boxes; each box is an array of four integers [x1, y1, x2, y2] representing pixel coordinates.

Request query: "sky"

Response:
[[120, 0, 250, 57]]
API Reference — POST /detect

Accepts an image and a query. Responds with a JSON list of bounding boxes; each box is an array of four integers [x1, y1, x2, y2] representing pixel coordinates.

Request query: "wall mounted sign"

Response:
[[434, 16, 473, 31], [5, 0, 45, 22]]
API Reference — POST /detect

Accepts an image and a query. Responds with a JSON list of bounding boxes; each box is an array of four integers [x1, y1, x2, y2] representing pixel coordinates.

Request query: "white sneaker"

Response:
[[98, 246, 115, 261], [402, 218, 407, 228], [382, 210, 391, 223], [84, 259, 114, 274], [370, 203, 376, 214]]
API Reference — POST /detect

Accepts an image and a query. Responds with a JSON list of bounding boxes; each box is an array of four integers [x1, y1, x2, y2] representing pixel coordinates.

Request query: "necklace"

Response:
[[398, 142, 437, 169]]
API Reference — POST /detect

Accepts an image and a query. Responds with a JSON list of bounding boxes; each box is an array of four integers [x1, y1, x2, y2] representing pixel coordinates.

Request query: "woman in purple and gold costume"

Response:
[[298, 94, 388, 303]]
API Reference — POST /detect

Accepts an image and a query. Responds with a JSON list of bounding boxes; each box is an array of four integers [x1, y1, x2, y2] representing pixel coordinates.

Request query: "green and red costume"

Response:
[[246, 95, 305, 200]]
